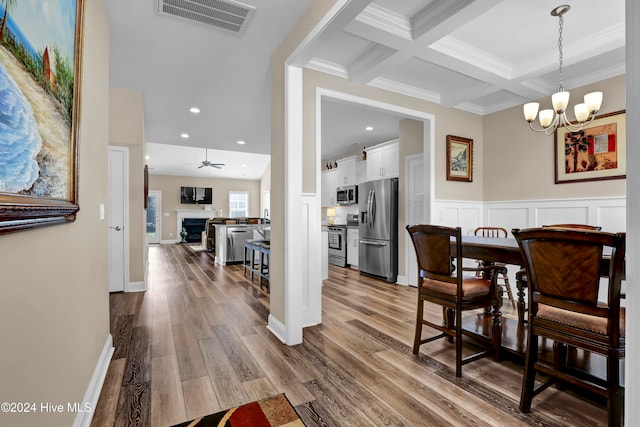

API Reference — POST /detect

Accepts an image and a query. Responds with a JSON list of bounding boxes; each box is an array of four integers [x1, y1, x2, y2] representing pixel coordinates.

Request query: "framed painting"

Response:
[[554, 110, 626, 184], [0, 0, 85, 234], [446, 135, 473, 182]]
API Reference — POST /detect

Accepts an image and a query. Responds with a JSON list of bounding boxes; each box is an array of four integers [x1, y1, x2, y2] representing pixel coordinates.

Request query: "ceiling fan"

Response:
[[198, 149, 225, 169]]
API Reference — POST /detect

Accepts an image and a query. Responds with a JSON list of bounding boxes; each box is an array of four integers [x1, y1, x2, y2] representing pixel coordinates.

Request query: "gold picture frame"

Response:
[[0, 0, 85, 234], [446, 135, 473, 182], [554, 110, 626, 184]]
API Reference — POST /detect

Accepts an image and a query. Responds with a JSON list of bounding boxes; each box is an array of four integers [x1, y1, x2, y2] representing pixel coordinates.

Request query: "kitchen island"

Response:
[[213, 223, 270, 265]]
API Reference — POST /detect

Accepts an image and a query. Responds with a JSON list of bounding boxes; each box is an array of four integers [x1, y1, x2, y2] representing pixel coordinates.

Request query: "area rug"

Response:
[[172, 394, 305, 427], [187, 244, 206, 252]]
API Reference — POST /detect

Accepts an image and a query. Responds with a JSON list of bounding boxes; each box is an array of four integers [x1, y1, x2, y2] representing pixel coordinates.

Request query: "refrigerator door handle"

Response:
[[371, 190, 376, 227], [360, 239, 388, 246], [366, 191, 370, 227], [368, 190, 374, 228]]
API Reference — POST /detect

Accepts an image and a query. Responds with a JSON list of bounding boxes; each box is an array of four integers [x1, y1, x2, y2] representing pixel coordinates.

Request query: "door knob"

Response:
[[110, 226, 122, 231]]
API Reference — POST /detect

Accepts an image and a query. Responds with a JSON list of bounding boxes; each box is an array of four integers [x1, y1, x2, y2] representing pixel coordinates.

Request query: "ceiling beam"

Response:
[[290, 0, 374, 68]]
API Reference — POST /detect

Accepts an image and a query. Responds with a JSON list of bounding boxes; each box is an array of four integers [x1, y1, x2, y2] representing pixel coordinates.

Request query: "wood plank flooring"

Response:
[[91, 243, 608, 426]]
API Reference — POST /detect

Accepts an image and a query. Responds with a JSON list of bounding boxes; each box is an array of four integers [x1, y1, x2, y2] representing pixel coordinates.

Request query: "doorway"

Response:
[[146, 190, 161, 244]]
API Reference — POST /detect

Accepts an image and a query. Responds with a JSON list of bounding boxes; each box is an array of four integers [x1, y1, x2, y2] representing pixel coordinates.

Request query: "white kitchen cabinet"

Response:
[[365, 140, 399, 181], [321, 168, 338, 206], [347, 228, 359, 268], [357, 159, 366, 184], [336, 156, 357, 186]]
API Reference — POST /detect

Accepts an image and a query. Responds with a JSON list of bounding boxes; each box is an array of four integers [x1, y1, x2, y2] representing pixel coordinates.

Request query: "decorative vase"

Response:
[[180, 227, 188, 242]]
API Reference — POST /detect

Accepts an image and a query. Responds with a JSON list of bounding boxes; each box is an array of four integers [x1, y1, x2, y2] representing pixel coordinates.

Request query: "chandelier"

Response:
[[523, 5, 603, 135]]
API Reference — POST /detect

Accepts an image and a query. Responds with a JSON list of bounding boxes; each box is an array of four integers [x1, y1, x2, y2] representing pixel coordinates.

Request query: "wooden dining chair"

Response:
[[406, 224, 503, 377], [542, 223, 602, 231], [515, 224, 602, 323], [513, 227, 625, 427], [473, 227, 515, 309]]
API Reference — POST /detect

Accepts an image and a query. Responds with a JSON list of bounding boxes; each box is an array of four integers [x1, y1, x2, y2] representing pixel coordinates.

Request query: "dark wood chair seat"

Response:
[[536, 304, 625, 337], [513, 227, 625, 427], [406, 224, 503, 377]]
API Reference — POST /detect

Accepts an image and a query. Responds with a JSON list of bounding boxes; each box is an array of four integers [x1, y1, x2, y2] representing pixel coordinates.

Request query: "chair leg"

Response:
[[455, 307, 463, 377], [413, 297, 424, 354], [520, 325, 538, 412], [502, 273, 516, 310], [553, 342, 568, 390], [445, 308, 455, 343], [607, 349, 623, 427], [491, 297, 502, 362], [516, 275, 526, 324]]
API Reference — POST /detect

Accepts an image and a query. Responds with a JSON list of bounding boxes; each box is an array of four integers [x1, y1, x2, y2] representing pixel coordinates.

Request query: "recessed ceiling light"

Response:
[[181, 133, 189, 138], [365, 126, 373, 131], [242, 163, 247, 167], [236, 140, 246, 145], [145, 155, 150, 160], [190, 107, 200, 113]]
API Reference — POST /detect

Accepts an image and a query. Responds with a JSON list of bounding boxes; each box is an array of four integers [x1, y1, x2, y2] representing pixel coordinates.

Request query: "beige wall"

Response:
[[0, 1, 110, 426], [109, 87, 147, 283], [270, 0, 341, 323], [260, 162, 271, 197], [149, 174, 261, 241], [483, 75, 626, 201]]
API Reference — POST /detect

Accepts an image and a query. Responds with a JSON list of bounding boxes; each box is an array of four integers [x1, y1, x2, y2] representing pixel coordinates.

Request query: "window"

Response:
[[229, 191, 249, 218]]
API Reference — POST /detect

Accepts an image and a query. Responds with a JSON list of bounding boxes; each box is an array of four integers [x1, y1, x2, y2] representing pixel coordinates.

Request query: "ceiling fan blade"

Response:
[[212, 164, 224, 169], [198, 164, 205, 168]]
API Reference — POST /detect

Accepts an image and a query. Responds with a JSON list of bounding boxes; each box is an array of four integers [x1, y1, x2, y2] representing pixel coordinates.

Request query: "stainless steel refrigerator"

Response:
[[358, 178, 398, 282]]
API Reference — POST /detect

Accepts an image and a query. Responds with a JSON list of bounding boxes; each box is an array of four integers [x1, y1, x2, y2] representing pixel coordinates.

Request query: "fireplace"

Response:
[[181, 218, 207, 243]]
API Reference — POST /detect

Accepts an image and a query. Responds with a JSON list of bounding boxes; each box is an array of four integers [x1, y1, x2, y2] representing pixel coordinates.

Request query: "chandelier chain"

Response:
[[557, 14, 564, 91]]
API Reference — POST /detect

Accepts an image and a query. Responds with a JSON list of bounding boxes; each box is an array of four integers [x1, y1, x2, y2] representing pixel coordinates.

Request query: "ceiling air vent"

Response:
[[157, 0, 256, 35]]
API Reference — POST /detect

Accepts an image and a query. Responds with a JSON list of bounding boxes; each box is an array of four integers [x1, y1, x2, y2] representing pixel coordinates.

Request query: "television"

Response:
[[181, 186, 212, 204]]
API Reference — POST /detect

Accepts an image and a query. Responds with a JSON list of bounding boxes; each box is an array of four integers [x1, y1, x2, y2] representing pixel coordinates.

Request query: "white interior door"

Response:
[[108, 147, 129, 292], [146, 190, 161, 244], [405, 153, 425, 287]]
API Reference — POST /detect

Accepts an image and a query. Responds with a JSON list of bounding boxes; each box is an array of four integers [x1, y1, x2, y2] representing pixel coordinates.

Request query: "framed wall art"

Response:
[[446, 135, 473, 182], [554, 110, 626, 184], [0, 0, 85, 234]]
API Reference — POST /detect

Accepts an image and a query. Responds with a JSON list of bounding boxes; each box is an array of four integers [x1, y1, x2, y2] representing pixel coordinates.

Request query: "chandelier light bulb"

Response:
[[584, 91, 603, 114], [523, 102, 539, 122], [539, 110, 554, 128], [551, 91, 569, 114], [574, 103, 589, 122]]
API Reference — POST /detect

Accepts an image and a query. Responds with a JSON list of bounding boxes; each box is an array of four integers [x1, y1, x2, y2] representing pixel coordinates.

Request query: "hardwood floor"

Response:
[[91, 243, 608, 426]]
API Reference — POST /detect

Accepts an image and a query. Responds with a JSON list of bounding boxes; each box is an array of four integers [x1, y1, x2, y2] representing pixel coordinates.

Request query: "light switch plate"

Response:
[[99, 203, 105, 220]]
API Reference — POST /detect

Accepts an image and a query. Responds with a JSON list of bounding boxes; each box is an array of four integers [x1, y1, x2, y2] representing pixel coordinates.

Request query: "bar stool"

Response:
[[243, 240, 256, 278], [259, 241, 270, 291], [250, 240, 263, 281]]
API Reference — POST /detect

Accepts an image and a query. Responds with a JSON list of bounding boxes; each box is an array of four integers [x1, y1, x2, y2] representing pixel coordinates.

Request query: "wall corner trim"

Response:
[[267, 314, 288, 344]]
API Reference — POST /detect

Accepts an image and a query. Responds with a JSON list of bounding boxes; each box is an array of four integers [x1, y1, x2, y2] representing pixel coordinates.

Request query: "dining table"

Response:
[[456, 234, 624, 376]]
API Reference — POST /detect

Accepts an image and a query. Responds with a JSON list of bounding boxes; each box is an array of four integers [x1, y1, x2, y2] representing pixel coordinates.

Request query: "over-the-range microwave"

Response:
[[336, 185, 357, 205]]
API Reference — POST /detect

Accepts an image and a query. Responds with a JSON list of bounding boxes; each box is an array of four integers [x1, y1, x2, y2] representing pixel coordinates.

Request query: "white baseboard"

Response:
[[267, 314, 287, 344], [73, 334, 114, 427], [395, 274, 409, 286], [126, 281, 146, 292], [160, 239, 180, 244]]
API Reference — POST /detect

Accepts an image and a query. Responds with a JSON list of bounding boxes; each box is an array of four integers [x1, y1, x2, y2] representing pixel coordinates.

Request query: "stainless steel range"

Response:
[[327, 225, 347, 267]]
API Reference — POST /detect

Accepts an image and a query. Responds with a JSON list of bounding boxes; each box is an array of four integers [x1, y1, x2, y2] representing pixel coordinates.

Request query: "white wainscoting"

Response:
[[434, 196, 626, 236], [433, 196, 627, 306], [302, 194, 322, 327]]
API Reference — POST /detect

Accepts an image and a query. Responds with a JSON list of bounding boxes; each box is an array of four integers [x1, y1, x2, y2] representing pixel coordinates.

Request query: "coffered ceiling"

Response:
[[107, 0, 625, 177]]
